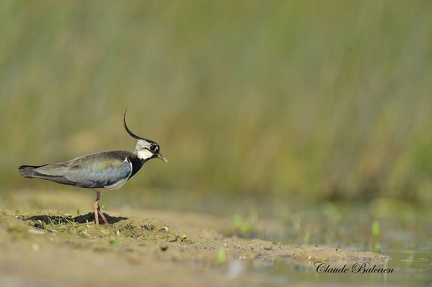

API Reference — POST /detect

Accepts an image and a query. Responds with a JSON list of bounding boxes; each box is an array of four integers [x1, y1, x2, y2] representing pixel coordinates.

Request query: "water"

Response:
[[229, 200, 432, 287], [256, 249, 432, 287], [218, 239, 432, 286]]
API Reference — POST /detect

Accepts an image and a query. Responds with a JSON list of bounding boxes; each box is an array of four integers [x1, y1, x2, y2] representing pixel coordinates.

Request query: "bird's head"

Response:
[[123, 112, 168, 163]]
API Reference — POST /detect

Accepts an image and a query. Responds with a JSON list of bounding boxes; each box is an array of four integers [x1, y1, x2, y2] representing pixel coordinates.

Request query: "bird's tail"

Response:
[[18, 164, 76, 186], [18, 165, 47, 178]]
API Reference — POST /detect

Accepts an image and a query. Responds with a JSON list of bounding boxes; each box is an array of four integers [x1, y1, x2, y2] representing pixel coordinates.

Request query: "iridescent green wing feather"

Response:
[[64, 151, 133, 188]]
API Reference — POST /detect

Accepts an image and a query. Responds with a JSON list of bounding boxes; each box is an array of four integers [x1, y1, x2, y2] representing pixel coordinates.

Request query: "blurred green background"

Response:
[[1, 1, 432, 208]]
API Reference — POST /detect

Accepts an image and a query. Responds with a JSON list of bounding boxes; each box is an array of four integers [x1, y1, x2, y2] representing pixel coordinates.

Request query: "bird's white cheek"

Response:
[[137, 149, 153, 160]]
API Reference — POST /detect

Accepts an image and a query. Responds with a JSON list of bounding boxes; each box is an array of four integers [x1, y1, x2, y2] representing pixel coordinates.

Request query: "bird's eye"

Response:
[[150, 145, 158, 152]]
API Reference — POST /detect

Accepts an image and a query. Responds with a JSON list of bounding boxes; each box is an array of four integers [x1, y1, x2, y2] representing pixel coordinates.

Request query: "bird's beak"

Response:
[[157, 153, 168, 163]]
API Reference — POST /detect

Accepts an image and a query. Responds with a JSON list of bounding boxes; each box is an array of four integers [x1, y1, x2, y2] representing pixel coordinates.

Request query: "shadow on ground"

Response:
[[25, 212, 128, 225]]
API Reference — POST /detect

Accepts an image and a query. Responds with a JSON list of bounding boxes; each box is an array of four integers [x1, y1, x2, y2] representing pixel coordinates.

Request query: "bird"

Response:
[[18, 112, 168, 225]]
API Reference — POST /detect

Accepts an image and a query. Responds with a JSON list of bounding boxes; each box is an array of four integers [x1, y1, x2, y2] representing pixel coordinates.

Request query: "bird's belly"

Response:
[[91, 178, 128, 193]]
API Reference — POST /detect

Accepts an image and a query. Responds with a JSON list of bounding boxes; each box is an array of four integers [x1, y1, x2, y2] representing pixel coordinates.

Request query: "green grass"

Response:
[[1, 1, 432, 205]]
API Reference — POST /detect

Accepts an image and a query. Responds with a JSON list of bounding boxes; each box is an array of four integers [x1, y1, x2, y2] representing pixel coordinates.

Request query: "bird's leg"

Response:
[[93, 193, 100, 225], [93, 192, 109, 225]]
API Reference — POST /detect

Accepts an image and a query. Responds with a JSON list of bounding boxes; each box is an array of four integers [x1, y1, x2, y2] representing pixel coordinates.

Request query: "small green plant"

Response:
[[216, 248, 226, 264], [371, 219, 381, 238], [233, 214, 256, 237], [370, 219, 381, 252], [110, 238, 121, 247]]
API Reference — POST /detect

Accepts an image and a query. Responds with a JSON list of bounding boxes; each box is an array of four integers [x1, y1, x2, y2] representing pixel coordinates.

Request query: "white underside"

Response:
[[92, 178, 128, 193]]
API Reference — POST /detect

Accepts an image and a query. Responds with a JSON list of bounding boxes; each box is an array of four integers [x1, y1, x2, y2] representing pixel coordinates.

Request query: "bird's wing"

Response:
[[33, 151, 134, 189]]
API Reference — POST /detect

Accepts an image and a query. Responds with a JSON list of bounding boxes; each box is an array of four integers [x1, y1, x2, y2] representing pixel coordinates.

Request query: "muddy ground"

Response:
[[0, 195, 386, 287]]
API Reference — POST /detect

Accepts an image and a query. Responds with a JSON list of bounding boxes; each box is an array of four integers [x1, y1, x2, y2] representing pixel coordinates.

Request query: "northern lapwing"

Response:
[[18, 112, 167, 225]]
